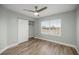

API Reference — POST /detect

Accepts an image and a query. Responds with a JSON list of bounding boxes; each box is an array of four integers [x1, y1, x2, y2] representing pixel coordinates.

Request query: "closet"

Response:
[[29, 21, 34, 38], [18, 19, 29, 43]]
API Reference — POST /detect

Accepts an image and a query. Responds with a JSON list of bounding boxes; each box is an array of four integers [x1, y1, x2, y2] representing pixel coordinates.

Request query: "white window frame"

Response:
[[40, 19, 61, 36]]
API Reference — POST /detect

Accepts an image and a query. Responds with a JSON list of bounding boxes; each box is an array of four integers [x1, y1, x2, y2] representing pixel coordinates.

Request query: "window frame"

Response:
[[40, 19, 61, 36]]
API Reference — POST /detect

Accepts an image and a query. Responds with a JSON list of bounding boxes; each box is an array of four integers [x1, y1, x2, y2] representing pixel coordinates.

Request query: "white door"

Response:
[[18, 19, 28, 43]]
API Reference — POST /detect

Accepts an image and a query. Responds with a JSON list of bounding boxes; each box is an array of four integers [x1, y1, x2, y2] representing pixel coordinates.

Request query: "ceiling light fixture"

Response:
[[24, 6, 47, 16], [34, 12, 39, 16]]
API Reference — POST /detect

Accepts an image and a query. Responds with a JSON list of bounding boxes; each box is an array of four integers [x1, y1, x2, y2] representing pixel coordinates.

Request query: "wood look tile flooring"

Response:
[[1, 38, 78, 55]]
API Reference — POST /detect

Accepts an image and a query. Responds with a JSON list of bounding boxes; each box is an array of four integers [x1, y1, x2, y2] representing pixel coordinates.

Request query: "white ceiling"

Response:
[[1, 4, 78, 18]]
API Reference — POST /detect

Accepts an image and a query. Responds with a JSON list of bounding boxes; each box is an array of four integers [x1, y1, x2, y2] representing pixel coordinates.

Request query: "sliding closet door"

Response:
[[18, 19, 28, 43]]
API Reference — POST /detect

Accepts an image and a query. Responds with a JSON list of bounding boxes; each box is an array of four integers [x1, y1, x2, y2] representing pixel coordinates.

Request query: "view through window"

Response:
[[41, 19, 61, 36]]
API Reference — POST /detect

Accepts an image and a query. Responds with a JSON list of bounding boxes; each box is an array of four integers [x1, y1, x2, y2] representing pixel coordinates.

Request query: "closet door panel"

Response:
[[18, 19, 28, 43]]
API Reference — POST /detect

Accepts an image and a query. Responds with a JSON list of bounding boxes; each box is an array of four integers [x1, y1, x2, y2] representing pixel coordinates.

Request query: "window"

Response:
[[41, 19, 61, 36]]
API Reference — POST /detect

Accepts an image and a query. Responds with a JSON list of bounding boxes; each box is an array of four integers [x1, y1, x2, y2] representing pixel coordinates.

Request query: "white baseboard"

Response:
[[0, 39, 30, 54], [0, 40, 28, 54], [34, 37, 79, 54], [0, 43, 18, 54]]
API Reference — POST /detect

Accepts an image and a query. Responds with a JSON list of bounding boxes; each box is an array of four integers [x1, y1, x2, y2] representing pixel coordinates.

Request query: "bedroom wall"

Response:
[[34, 10, 76, 46], [0, 7, 7, 50], [76, 7, 79, 51], [0, 6, 34, 50]]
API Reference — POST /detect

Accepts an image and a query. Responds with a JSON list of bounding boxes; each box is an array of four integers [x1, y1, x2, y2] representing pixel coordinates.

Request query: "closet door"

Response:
[[18, 19, 28, 43]]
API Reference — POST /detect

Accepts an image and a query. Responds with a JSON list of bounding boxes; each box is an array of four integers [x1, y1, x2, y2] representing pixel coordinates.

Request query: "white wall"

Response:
[[0, 6, 34, 50], [76, 8, 79, 51], [34, 10, 76, 46], [0, 7, 7, 50]]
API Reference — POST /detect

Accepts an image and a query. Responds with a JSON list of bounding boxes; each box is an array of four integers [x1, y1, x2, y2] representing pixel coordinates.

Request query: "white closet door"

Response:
[[18, 19, 28, 43]]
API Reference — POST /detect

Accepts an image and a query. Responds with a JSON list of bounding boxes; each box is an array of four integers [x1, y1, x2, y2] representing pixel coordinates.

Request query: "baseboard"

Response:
[[0, 39, 30, 54], [75, 47, 79, 54], [0, 40, 29, 54], [0, 43, 19, 54], [34, 37, 79, 54]]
